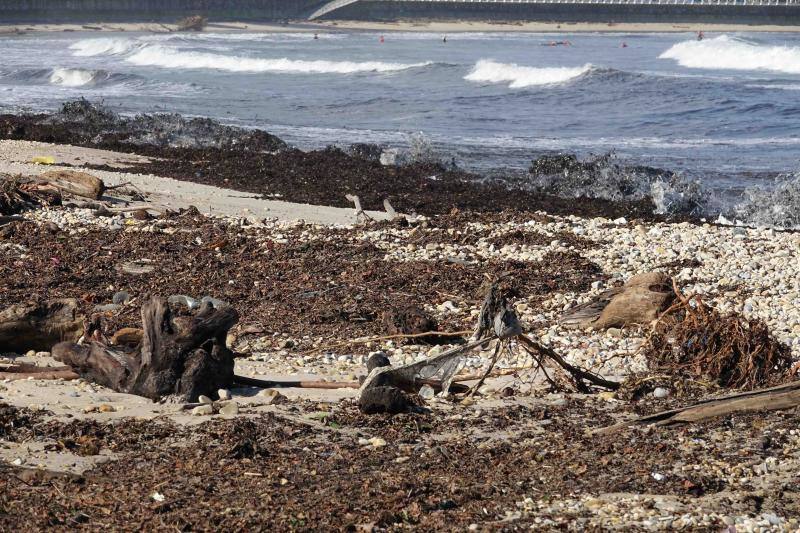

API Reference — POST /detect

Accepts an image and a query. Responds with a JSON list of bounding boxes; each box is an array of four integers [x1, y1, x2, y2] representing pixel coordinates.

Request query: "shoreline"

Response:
[[3, 19, 800, 35]]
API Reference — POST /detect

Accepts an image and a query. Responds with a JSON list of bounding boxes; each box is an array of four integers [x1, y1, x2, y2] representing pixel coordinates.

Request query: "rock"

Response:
[[198, 395, 212, 405], [418, 384, 435, 400], [200, 296, 228, 309], [366, 352, 391, 373], [93, 303, 121, 313], [112, 291, 130, 305], [218, 401, 239, 415], [98, 404, 115, 413], [217, 389, 231, 401], [359, 386, 410, 415], [191, 404, 213, 416], [258, 389, 288, 405], [653, 387, 669, 399], [167, 295, 200, 310]]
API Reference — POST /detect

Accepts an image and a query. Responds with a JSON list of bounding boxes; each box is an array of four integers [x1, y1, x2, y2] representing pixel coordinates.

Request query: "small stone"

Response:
[[191, 404, 213, 416], [368, 437, 387, 448], [219, 401, 239, 416], [11, 458, 23, 466], [98, 404, 116, 413], [25, 350, 36, 357], [460, 397, 475, 407], [150, 492, 165, 502], [395, 456, 410, 463], [606, 327, 622, 338], [112, 291, 130, 305], [218, 389, 232, 401], [418, 384, 435, 400], [198, 395, 213, 405], [653, 387, 669, 399], [93, 303, 121, 313]]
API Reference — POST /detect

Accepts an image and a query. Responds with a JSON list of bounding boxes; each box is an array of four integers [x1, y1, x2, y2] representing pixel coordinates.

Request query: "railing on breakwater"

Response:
[[309, 0, 800, 19]]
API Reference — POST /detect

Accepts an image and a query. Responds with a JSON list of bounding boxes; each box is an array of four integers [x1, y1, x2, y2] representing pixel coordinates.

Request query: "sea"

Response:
[[2, 30, 800, 223]]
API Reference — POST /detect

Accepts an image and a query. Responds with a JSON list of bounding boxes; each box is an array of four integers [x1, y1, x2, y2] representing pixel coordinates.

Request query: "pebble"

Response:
[[191, 404, 213, 416], [418, 384, 435, 400], [217, 389, 232, 401], [112, 291, 130, 305], [218, 401, 239, 416], [653, 387, 669, 399], [198, 395, 212, 405]]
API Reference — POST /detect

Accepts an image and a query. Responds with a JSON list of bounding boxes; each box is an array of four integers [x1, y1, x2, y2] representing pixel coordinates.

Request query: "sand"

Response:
[[0, 140, 391, 225]]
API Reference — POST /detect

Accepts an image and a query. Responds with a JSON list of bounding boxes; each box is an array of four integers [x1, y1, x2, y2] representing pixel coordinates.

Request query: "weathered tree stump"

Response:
[[53, 296, 238, 402], [0, 299, 83, 353]]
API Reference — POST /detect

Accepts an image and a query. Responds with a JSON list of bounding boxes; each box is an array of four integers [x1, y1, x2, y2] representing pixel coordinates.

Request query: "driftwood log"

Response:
[[36, 170, 105, 200], [593, 380, 800, 434], [560, 272, 675, 330], [53, 296, 238, 402], [0, 299, 83, 353]]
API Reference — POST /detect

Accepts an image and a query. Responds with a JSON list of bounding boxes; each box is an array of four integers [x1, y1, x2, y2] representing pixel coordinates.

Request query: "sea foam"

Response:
[[70, 38, 137, 57], [660, 35, 800, 75], [48, 68, 100, 87], [465, 59, 593, 88], [125, 45, 430, 74]]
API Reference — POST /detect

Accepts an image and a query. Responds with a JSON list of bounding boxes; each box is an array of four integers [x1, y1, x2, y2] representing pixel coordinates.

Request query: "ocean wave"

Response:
[[125, 44, 431, 74], [464, 60, 593, 88], [48, 68, 107, 87], [660, 35, 800, 75], [733, 173, 800, 229], [70, 37, 138, 57]]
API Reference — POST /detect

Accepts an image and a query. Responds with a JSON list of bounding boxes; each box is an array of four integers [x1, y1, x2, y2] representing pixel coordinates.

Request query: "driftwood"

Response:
[[0, 362, 79, 380], [561, 272, 675, 330], [0, 299, 83, 353], [53, 296, 238, 402], [35, 170, 106, 200], [593, 380, 800, 435]]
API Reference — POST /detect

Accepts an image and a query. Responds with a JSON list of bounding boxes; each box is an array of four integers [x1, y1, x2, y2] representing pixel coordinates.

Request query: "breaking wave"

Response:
[[465, 60, 593, 88], [660, 35, 800, 75], [48, 68, 105, 87], [70, 37, 137, 57], [733, 173, 800, 229], [125, 44, 431, 74]]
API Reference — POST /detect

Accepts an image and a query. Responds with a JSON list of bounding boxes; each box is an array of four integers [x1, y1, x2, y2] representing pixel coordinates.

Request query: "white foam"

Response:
[[660, 35, 800, 75], [70, 38, 137, 57], [464, 59, 592, 88], [48, 68, 97, 87], [125, 44, 429, 74]]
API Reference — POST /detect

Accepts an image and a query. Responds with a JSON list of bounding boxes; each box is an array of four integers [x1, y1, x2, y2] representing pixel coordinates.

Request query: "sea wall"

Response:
[[2, 0, 799, 25], [326, 1, 800, 25], [0, 0, 326, 23]]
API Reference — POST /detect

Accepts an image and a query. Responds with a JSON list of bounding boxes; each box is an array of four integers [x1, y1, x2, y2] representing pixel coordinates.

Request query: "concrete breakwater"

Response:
[[2, 0, 800, 24], [0, 0, 326, 23]]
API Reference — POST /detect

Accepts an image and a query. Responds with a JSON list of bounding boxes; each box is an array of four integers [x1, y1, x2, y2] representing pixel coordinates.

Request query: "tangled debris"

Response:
[[642, 289, 793, 391], [1, 101, 665, 218]]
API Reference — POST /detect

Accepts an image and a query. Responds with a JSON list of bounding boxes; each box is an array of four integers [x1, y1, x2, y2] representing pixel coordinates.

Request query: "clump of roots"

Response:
[[642, 288, 793, 391]]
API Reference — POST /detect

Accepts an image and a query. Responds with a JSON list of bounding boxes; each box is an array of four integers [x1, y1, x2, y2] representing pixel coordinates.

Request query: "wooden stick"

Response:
[[301, 330, 472, 355], [518, 334, 620, 391], [592, 380, 800, 435], [0, 370, 79, 381], [234, 375, 360, 389]]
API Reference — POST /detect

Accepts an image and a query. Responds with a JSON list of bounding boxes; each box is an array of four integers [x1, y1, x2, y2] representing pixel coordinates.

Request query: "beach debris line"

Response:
[[358, 280, 620, 414], [641, 282, 793, 391], [0, 174, 61, 215], [52, 296, 239, 402]]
